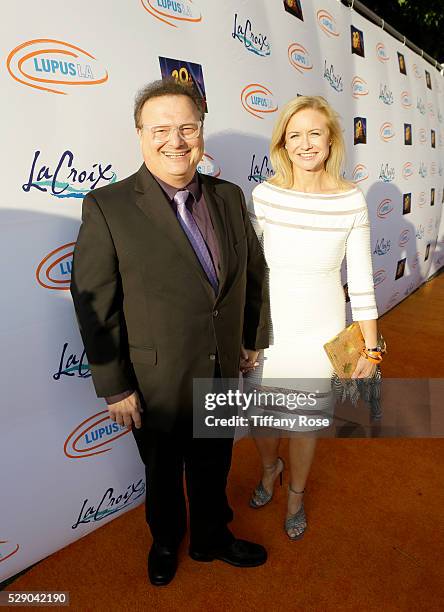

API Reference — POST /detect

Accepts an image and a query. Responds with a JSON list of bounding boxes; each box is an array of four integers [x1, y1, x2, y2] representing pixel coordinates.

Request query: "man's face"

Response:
[[138, 94, 204, 187]]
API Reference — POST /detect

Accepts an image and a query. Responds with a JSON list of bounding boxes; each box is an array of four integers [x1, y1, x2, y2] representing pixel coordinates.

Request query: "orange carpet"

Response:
[[4, 273, 444, 611]]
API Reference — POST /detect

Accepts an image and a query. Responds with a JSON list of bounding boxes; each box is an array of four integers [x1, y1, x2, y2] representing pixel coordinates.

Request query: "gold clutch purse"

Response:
[[323, 322, 385, 378], [324, 323, 386, 416]]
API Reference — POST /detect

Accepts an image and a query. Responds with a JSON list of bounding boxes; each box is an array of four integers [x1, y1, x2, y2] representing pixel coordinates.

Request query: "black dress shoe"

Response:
[[189, 538, 267, 567], [148, 543, 178, 586]]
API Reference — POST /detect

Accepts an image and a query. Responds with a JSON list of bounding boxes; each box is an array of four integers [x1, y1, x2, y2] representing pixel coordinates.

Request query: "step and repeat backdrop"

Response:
[[1, 0, 443, 582]]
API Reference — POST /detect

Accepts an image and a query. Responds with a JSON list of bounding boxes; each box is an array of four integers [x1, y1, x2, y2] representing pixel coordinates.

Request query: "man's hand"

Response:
[[108, 391, 143, 429], [240, 345, 259, 374]]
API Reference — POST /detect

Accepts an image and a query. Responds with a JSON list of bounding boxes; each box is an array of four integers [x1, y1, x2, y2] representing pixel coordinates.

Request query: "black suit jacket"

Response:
[[70, 164, 270, 431]]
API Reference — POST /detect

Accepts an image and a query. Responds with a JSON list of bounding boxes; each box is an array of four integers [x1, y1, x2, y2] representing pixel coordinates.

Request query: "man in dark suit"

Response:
[[70, 79, 270, 586]]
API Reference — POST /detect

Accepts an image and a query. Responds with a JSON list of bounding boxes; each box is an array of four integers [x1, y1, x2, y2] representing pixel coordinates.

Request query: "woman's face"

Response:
[[284, 108, 331, 174]]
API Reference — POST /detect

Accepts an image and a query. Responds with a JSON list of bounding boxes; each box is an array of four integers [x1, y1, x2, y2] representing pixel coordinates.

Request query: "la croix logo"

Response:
[[232, 13, 271, 57], [36, 243, 74, 290], [0, 540, 20, 563], [241, 84, 278, 119], [7, 39, 108, 95], [197, 153, 221, 177], [351, 76, 368, 99], [288, 43, 312, 73], [141, 0, 202, 27], [53, 341, 90, 381], [64, 410, 132, 459], [317, 10, 340, 37], [23, 150, 116, 199], [72, 479, 145, 529]]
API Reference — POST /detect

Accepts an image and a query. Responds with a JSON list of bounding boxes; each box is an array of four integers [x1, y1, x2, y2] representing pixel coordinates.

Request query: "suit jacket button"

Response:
[[209, 353, 216, 360], [213, 310, 219, 317]]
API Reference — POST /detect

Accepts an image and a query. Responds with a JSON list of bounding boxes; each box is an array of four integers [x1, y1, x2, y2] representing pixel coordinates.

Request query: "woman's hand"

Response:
[[351, 355, 377, 379]]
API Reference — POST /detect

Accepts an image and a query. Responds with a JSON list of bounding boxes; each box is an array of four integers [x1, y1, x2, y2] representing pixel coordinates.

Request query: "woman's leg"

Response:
[[286, 436, 317, 537], [251, 434, 282, 495]]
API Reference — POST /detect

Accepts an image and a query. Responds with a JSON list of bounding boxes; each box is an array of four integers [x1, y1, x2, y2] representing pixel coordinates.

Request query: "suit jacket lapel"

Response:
[[200, 175, 229, 300], [134, 164, 214, 299]]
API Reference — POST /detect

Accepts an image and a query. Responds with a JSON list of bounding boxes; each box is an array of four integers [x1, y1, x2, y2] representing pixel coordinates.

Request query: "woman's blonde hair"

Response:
[[269, 95, 349, 189]]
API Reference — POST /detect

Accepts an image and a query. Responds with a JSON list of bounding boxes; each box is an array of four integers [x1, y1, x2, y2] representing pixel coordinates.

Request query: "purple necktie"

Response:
[[174, 189, 219, 293]]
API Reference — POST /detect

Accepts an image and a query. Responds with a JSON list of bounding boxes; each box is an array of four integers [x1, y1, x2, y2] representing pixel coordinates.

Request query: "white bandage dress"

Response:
[[246, 181, 378, 431]]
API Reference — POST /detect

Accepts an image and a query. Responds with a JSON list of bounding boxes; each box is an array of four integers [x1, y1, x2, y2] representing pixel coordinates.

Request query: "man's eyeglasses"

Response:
[[141, 121, 202, 143]]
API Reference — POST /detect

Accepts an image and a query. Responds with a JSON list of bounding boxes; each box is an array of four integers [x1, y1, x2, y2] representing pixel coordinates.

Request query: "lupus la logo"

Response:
[[241, 84, 278, 119], [377, 199, 394, 218], [379, 163, 395, 182], [402, 162, 414, 179], [418, 192, 426, 207], [323, 60, 343, 92], [412, 64, 422, 79], [197, 153, 221, 177], [232, 13, 270, 57], [22, 150, 116, 199], [401, 91, 412, 108], [317, 10, 339, 37], [351, 76, 368, 98], [430, 162, 437, 175], [288, 43, 312, 73], [141, 0, 202, 28], [417, 98, 426, 115], [380, 122, 395, 142], [53, 342, 90, 380], [64, 410, 132, 459], [72, 479, 145, 529], [0, 540, 20, 563], [36, 243, 75, 290], [248, 154, 273, 183], [373, 269, 387, 286], [399, 229, 411, 247], [373, 237, 391, 255], [376, 42, 389, 62], [7, 39, 108, 95], [352, 164, 369, 183], [418, 162, 427, 178], [419, 128, 427, 144], [379, 84, 393, 105]]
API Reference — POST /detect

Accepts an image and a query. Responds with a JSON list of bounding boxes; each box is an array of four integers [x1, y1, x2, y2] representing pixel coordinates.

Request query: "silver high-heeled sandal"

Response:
[[249, 456, 284, 509], [285, 487, 306, 541]]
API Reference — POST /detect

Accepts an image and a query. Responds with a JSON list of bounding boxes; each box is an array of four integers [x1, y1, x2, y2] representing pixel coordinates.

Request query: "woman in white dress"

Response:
[[247, 96, 382, 540]]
